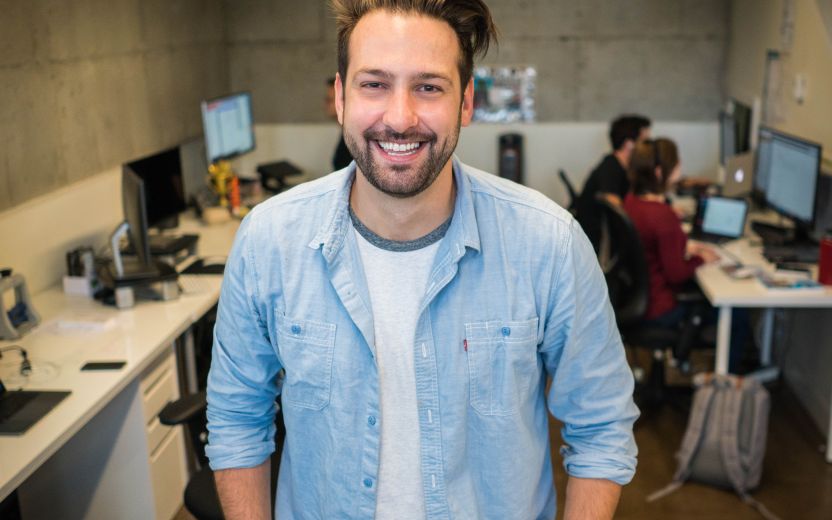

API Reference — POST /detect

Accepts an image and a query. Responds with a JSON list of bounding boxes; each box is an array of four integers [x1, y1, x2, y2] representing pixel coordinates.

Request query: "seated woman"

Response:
[[623, 138, 749, 373]]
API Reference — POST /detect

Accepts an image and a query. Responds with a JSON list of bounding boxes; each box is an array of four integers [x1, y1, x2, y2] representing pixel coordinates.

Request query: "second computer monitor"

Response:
[[121, 166, 153, 268], [125, 146, 186, 230], [755, 126, 822, 227]]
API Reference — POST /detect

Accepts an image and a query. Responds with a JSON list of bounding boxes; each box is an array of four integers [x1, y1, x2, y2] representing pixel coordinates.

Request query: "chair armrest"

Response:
[[159, 390, 207, 426]]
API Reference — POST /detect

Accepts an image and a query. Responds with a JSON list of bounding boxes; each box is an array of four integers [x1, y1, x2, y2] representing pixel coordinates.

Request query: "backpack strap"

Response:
[[673, 383, 717, 482], [720, 379, 783, 520], [646, 383, 717, 503], [741, 495, 783, 520]]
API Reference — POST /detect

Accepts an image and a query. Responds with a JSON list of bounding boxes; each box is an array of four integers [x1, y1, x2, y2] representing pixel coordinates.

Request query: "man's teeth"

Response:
[[378, 141, 421, 154]]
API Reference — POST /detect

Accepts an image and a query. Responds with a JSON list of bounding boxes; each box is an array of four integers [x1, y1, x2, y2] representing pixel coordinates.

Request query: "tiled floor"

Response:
[[175, 385, 832, 519]]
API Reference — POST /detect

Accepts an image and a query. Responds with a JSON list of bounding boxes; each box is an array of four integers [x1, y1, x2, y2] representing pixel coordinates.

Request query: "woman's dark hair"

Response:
[[629, 138, 679, 195]]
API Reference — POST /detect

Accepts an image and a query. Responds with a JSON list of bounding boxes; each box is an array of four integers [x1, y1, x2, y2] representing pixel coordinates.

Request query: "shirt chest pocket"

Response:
[[276, 314, 337, 411], [465, 317, 540, 416]]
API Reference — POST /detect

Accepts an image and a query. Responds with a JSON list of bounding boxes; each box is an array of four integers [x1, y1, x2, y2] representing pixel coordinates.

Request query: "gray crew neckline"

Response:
[[349, 206, 452, 252]]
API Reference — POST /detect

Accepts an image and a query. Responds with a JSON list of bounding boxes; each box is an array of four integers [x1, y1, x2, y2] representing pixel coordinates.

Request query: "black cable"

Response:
[[0, 345, 31, 375]]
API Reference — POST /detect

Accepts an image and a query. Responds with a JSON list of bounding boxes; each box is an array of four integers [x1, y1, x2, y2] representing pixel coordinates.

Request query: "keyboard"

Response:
[[763, 244, 819, 264], [711, 245, 741, 267], [179, 274, 215, 295]]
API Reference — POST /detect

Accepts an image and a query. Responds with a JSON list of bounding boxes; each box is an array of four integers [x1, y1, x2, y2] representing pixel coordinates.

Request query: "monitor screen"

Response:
[[732, 99, 752, 154], [125, 147, 186, 229], [201, 92, 255, 164], [719, 111, 736, 166], [758, 127, 822, 225], [121, 166, 152, 267]]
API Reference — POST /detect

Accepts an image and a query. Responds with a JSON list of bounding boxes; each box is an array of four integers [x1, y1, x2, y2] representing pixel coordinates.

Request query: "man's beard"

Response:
[[344, 109, 461, 198]]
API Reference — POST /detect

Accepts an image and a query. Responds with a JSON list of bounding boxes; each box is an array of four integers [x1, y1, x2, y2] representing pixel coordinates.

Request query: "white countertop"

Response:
[[0, 213, 239, 501]]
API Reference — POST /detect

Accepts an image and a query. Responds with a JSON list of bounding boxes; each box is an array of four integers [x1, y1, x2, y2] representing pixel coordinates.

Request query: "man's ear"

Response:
[[334, 72, 345, 126], [460, 78, 474, 127]]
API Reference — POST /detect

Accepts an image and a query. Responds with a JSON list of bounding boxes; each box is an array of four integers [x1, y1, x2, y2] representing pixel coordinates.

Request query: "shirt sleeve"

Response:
[[539, 219, 639, 485], [655, 214, 704, 285], [597, 162, 627, 200], [206, 215, 283, 471]]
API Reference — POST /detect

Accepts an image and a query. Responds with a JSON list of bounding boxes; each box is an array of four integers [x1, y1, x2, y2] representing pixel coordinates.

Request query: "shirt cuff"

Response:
[[560, 446, 638, 486], [206, 439, 275, 471]]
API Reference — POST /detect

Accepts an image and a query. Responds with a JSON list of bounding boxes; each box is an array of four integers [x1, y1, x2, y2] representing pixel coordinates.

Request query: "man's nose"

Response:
[[381, 90, 418, 133]]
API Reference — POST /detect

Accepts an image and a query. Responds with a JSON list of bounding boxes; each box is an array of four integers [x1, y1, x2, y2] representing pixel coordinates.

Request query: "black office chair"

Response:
[[159, 392, 285, 520], [595, 197, 711, 406], [558, 169, 579, 215]]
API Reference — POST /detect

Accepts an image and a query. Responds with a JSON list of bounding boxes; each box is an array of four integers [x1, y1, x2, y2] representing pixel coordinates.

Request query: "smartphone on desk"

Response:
[[81, 361, 126, 371]]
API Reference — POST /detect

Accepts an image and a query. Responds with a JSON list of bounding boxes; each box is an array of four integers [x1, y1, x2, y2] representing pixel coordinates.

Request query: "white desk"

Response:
[[694, 236, 832, 462], [0, 214, 238, 517]]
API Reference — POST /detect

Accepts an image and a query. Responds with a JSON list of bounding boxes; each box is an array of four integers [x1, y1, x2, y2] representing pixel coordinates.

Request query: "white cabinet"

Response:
[[17, 347, 188, 520], [141, 351, 188, 520]]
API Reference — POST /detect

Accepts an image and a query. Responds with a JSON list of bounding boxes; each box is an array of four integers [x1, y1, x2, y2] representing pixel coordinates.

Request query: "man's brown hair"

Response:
[[330, 0, 498, 89], [629, 138, 680, 195]]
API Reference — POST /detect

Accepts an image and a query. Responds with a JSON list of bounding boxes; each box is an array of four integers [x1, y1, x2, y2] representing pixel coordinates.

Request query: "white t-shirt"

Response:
[[352, 209, 450, 519]]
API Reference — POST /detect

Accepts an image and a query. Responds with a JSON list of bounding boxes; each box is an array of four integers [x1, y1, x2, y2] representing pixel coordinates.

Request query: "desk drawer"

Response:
[[143, 365, 177, 425], [146, 415, 175, 454], [141, 352, 175, 394], [150, 426, 187, 520]]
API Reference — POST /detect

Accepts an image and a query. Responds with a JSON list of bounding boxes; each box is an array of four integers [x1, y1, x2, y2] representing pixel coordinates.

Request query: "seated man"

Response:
[[576, 114, 651, 252]]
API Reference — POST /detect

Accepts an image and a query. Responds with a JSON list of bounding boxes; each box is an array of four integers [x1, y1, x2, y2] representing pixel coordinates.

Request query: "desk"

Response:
[[694, 237, 832, 462], [0, 214, 238, 518]]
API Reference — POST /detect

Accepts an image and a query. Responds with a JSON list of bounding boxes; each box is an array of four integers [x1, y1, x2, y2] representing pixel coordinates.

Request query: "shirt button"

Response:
[[363, 478, 373, 488], [501, 326, 511, 337], [368, 416, 376, 426], [291, 324, 302, 334]]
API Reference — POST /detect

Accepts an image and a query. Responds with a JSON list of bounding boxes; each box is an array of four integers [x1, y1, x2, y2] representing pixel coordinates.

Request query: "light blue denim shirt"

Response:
[[206, 158, 639, 519]]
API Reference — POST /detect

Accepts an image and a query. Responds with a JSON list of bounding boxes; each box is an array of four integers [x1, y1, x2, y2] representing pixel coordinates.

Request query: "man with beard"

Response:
[[206, 1, 638, 519]]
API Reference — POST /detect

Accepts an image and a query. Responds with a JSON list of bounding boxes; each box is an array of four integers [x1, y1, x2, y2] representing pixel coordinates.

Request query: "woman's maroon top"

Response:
[[623, 194, 704, 319]]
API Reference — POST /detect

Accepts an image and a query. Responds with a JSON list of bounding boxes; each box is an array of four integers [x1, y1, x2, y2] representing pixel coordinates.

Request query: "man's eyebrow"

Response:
[[353, 69, 454, 84], [353, 69, 394, 80], [414, 72, 453, 84]]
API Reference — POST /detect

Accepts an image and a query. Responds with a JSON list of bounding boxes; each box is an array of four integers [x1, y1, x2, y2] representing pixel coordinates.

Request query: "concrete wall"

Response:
[[0, 0, 230, 212], [726, 0, 832, 161], [225, 0, 729, 124]]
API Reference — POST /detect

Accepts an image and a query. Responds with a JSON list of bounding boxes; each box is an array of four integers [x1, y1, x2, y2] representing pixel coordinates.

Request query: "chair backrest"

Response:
[[558, 169, 579, 213], [594, 196, 650, 326]]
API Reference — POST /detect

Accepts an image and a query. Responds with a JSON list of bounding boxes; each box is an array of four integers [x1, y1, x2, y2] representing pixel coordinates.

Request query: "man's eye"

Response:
[[419, 85, 442, 93], [362, 82, 384, 89]]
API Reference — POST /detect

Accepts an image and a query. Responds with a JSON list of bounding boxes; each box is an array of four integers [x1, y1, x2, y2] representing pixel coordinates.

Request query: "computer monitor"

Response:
[[719, 111, 736, 166], [125, 147, 186, 230], [201, 92, 255, 164], [719, 99, 752, 165], [121, 166, 153, 269], [757, 126, 822, 234]]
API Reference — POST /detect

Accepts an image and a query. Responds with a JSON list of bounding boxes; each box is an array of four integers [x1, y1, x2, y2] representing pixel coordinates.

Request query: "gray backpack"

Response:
[[648, 373, 781, 520]]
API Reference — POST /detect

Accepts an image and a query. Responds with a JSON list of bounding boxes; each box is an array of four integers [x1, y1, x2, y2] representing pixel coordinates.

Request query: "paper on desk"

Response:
[[756, 271, 824, 291], [44, 310, 118, 333]]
